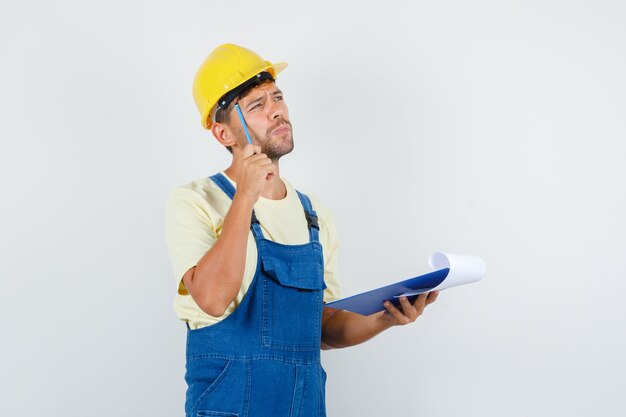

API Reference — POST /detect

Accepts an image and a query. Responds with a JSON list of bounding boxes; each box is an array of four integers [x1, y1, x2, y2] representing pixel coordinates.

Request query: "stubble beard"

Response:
[[254, 120, 295, 161]]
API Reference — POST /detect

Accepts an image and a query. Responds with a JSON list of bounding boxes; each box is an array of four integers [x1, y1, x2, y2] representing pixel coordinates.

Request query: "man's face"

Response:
[[232, 82, 293, 160]]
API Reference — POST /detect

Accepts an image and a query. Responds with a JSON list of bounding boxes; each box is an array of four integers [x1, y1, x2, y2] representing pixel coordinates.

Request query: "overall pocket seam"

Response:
[[196, 411, 238, 417], [191, 360, 232, 414]]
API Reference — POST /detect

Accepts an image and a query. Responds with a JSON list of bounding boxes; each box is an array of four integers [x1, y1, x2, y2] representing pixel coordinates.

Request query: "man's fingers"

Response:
[[241, 144, 260, 158], [382, 292, 439, 327], [383, 291, 439, 326], [411, 293, 428, 312], [266, 163, 277, 174], [425, 291, 439, 306], [383, 301, 409, 325], [243, 153, 274, 175], [247, 152, 271, 163], [398, 296, 416, 321]]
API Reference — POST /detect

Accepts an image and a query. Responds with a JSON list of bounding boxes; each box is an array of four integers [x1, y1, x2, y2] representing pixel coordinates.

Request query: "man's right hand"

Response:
[[234, 144, 276, 205]]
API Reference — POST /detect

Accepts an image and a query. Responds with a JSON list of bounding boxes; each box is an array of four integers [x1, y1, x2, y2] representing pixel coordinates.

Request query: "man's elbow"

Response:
[[184, 268, 233, 317], [196, 294, 231, 318], [202, 304, 228, 318]]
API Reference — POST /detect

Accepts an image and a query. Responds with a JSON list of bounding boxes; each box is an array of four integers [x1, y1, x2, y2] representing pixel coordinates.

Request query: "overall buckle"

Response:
[[305, 213, 319, 230]]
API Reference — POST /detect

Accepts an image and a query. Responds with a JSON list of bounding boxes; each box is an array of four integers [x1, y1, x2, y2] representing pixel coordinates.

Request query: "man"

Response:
[[165, 43, 439, 417]]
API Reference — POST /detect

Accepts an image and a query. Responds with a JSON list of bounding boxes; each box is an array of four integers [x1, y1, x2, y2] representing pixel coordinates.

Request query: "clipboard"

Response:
[[325, 252, 486, 316]]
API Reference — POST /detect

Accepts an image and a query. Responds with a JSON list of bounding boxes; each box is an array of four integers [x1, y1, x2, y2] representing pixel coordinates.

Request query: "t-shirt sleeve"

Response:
[[165, 188, 217, 295]]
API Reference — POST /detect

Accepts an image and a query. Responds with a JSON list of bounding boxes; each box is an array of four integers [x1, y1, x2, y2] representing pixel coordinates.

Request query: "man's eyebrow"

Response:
[[245, 95, 264, 107], [244, 88, 283, 107]]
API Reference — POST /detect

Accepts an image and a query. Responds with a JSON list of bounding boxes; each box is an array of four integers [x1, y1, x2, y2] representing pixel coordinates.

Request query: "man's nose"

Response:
[[268, 100, 285, 120]]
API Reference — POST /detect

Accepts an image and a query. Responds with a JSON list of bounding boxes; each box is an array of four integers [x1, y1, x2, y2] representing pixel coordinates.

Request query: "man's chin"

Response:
[[264, 142, 294, 160]]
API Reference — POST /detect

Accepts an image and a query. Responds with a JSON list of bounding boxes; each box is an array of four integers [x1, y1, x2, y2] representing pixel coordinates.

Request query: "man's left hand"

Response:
[[379, 291, 440, 326]]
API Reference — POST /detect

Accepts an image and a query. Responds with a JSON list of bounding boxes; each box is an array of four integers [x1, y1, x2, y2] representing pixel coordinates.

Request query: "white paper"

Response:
[[395, 252, 486, 297]]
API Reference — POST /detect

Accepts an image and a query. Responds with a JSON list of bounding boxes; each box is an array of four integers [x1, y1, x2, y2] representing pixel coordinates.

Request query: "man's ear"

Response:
[[211, 122, 237, 148]]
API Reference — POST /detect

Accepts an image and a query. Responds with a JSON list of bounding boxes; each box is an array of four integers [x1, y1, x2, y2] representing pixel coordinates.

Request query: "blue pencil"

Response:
[[234, 103, 253, 145]]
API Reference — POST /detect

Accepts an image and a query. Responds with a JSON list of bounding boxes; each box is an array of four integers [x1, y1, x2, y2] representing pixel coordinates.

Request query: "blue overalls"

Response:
[[184, 173, 328, 417]]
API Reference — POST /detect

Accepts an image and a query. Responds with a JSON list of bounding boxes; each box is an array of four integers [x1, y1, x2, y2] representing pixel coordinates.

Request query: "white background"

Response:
[[1, 0, 625, 416]]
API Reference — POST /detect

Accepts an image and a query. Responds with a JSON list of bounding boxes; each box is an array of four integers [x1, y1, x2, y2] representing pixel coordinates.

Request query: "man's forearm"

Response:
[[321, 308, 394, 349]]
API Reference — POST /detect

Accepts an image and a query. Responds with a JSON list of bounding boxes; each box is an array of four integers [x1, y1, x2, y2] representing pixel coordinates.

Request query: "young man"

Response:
[[165, 43, 439, 417]]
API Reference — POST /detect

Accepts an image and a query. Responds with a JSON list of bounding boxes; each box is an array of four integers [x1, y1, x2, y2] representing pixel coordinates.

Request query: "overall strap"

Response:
[[209, 173, 236, 199], [209, 173, 264, 239], [295, 190, 320, 243]]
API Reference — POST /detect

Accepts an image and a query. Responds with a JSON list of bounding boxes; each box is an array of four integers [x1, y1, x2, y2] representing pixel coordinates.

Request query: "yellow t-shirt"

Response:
[[165, 173, 341, 329]]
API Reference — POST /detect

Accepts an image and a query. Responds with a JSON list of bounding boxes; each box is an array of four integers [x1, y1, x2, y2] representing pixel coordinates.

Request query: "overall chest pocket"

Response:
[[260, 243, 326, 351]]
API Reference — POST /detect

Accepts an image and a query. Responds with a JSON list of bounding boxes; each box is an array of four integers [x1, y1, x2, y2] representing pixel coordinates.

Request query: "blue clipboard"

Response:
[[325, 268, 450, 316]]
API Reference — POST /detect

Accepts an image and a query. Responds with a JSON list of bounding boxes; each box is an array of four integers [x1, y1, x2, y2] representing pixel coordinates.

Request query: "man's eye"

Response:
[[275, 95, 283, 101], [250, 103, 261, 111]]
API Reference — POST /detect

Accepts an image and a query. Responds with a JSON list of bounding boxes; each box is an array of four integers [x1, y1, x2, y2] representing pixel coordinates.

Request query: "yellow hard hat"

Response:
[[192, 43, 288, 129]]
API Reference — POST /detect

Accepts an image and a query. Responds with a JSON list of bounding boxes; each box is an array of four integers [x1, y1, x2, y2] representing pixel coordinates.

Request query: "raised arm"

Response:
[[183, 144, 276, 317]]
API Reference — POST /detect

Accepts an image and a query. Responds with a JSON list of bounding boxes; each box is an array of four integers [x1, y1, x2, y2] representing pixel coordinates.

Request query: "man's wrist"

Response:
[[232, 192, 257, 213], [375, 311, 398, 330]]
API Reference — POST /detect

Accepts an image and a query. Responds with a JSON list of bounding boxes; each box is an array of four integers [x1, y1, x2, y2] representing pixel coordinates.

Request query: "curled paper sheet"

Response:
[[395, 252, 487, 297], [325, 252, 486, 316]]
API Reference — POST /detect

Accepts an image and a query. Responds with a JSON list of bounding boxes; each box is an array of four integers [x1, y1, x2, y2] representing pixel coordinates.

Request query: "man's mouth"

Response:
[[271, 124, 290, 135]]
